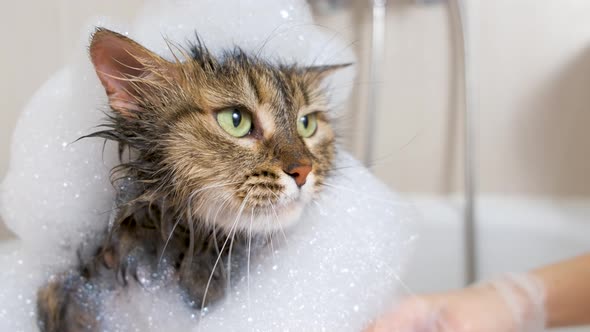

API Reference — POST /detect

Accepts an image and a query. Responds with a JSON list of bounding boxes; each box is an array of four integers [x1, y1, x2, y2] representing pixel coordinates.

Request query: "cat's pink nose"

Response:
[[284, 164, 312, 188]]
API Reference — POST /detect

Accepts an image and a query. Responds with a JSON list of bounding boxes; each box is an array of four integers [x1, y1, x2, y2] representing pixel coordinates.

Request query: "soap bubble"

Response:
[[0, 0, 415, 331]]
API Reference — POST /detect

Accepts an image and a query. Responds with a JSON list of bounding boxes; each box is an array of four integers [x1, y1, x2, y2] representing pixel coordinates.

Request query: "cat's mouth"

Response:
[[251, 191, 303, 213], [220, 172, 316, 233]]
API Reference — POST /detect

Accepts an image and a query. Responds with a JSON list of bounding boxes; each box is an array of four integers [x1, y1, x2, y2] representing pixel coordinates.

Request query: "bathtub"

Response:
[[405, 195, 590, 332]]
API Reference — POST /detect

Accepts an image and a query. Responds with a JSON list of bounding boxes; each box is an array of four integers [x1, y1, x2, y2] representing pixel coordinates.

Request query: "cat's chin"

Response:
[[252, 172, 317, 232], [205, 174, 316, 234], [260, 195, 309, 231], [203, 198, 308, 235], [239, 193, 311, 234]]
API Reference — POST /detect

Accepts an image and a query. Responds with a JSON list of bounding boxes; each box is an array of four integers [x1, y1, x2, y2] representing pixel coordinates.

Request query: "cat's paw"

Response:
[[98, 223, 161, 286], [36, 274, 100, 332], [178, 256, 226, 309]]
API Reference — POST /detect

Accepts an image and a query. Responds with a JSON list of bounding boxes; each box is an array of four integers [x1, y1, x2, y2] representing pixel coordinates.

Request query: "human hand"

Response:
[[365, 274, 546, 332]]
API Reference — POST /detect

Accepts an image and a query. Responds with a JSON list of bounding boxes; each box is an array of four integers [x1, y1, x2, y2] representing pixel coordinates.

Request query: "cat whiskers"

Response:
[[260, 187, 288, 245], [226, 225, 236, 294], [157, 181, 241, 266], [261, 198, 277, 261], [267, 196, 289, 244], [210, 194, 235, 257], [158, 216, 183, 267], [247, 207, 254, 317], [197, 188, 253, 329]]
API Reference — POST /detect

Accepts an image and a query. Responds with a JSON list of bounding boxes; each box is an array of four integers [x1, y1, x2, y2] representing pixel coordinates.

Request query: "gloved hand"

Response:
[[365, 274, 546, 332]]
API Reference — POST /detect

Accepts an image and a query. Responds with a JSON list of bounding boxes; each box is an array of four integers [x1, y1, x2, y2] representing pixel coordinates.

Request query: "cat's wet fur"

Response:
[[36, 28, 347, 331]]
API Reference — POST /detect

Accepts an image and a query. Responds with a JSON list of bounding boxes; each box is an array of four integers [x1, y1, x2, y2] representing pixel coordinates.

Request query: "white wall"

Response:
[[0, 0, 142, 236], [1, 0, 589, 205], [320, 0, 590, 197], [0, 0, 142, 180]]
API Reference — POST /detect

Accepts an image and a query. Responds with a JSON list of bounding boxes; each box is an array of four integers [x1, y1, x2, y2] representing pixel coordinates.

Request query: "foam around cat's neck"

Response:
[[0, 1, 415, 331]]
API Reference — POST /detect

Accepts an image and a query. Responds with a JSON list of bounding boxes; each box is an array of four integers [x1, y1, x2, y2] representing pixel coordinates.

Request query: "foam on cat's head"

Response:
[[0, 0, 415, 331], [108, 0, 355, 113]]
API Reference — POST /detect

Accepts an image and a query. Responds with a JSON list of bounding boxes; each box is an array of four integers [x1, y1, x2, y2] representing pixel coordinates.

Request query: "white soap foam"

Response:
[[0, 241, 44, 332], [100, 153, 416, 332], [0, 65, 118, 267], [0, 0, 415, 330], [130, 0, 355, 113]]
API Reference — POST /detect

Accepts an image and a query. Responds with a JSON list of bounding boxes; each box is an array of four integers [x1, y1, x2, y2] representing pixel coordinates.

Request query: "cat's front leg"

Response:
[[178, 253, 226, 309], [36, 274, 100, 332], [34, 223, 145, 332]]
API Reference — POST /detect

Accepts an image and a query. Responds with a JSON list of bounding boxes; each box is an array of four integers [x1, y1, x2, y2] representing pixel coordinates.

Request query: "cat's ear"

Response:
[[305, 63, 352, 82], [89, 28, 176, 117]]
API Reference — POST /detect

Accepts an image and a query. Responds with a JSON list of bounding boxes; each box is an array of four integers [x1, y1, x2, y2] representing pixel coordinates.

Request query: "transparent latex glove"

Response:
[[365, 274, 546, 332]]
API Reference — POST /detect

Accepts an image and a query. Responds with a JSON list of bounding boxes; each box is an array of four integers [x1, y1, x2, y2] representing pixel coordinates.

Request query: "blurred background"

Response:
[[3, 0, 590, 196], [1, 1, 589, 329]]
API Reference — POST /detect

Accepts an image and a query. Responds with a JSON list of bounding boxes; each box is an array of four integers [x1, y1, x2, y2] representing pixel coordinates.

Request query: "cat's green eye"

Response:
[[297, 113, 318, 138], [217, 108, 253, 137]]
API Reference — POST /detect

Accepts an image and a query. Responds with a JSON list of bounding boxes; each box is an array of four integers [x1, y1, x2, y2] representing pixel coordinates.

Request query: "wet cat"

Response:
[[36, 28, 347, 331]]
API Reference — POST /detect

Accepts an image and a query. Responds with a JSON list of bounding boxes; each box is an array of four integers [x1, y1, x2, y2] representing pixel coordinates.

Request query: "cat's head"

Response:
[[89, 28, 348, 234]]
